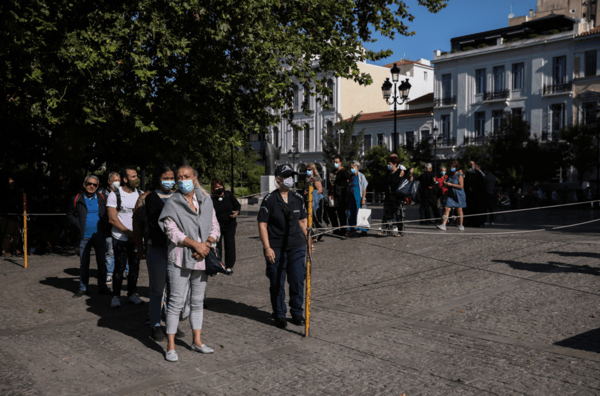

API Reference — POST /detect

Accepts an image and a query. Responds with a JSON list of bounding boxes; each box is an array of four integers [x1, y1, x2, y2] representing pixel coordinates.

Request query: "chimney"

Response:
[[529, 9, 534, 18]]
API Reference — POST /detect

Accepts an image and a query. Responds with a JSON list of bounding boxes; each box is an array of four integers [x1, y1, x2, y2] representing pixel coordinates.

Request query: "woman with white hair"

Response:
[[345, 160, 369, 237]]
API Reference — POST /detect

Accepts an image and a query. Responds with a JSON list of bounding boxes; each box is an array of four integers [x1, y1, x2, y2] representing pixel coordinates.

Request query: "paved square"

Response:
[[1, 206, 599, 395]]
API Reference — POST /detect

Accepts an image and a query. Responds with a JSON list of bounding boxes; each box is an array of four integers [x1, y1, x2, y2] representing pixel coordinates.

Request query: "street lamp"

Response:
[[428, 126, 442, 174], [382, 63, 412, 153], [338, 128, 345, 154], [287, 144, 300, 181]]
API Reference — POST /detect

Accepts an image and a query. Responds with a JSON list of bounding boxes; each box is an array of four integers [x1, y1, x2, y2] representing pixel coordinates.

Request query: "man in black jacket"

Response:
[[66, 175, 110, 297]]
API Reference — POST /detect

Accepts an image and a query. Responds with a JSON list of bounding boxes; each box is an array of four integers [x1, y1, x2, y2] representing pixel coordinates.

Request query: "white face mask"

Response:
[[282, 177, 294, 189], [111, 181, 120, 190]]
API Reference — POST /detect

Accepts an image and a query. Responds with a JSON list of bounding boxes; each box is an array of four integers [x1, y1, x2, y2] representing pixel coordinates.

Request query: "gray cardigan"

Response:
[[159, 187, 216, 270]]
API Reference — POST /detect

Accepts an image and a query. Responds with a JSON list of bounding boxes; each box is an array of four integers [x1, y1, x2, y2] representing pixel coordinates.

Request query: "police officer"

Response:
[[258, 164, 309, 329]]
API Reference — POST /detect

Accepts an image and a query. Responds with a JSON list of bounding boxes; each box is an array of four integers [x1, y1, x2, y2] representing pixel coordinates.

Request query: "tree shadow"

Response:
[[548, 251, 600, 259], [554, 328, 600, 354], [205, 297, 303, 335], [492, 259, 600, 276]]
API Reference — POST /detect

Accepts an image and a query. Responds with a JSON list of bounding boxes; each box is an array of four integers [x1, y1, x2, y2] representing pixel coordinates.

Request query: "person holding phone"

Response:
[[210, 178, 240, 273], [257, 164, 310, 329]]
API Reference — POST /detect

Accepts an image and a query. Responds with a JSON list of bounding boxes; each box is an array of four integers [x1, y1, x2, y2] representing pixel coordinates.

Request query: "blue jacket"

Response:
[[66, 192, 108, 239]]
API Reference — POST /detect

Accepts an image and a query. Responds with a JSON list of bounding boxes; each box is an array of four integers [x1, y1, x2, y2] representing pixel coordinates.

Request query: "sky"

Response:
[[366, 0, 540, 66]]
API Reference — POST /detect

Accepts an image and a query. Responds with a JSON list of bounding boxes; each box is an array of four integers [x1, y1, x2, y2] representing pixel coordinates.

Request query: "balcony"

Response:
[[463, 135, 486, 145], [440, 137, 456, 146], [435, 96, 456, 107], [483, 90, 510, 102], [541, 131, 562, 141], [543, 81, 572, 96]]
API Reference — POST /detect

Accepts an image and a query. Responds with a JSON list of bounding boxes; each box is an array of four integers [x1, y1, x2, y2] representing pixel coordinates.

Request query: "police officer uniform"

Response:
[[257, 165, 307, 329]]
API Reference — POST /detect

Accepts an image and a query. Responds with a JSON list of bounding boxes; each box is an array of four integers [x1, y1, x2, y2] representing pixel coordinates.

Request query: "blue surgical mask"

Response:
[[351, 168, 357, 174], [161, 180, 175, 190], [450, 168, 456, 172], [306, 170, 312, 176], [177, 180, 194, 194], [282, 177, 294, 189], [334, 163, 340, 169], [387, 164, 393, 170], [440, 171, 446, 176]]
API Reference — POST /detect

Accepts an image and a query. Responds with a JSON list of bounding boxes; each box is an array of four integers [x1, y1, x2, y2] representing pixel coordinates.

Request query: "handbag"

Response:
[[397, 179, 419, 200], [357, 208, 371, 228], [204, 247, 228, 276]]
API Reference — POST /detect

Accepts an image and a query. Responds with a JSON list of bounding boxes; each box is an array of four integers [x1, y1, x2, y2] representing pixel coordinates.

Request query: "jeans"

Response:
[[78, 232, 107, 292], [382, 198, 405, 235], [166, 262, 207, 334], [216, 224, 237, 269], [420, 190, 441, 224], [147, 245, 168, 328], [266, 247, 306, 318], [112, 239, 140, 297]]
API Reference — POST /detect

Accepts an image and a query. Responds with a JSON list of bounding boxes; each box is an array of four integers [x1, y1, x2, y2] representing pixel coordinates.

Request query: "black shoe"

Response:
[[98, 287, 112, 296], [203, 301, 208, 309], [175, 328, 185, 339], [73, 290, 87, 298], [291, 315, 305, 326], [225, 268, 233, 275], [152, 326, 167, 342], [274, 317, 287, 329]]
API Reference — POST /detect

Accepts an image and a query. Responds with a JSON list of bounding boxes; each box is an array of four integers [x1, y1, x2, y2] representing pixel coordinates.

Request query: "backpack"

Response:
[[114, 188, 139, 212], [72, 192, 105, 217]]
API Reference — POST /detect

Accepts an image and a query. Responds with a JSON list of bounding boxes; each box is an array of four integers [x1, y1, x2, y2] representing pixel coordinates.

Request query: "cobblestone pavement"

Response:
[[1, 206, 599, 395]]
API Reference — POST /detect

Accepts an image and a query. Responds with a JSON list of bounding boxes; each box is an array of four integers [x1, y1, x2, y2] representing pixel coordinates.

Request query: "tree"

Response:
[[362, 145, 417, 193], [322, 113, 365, 166], [561, 124, 598, 185], [2, 0, 449, 203]]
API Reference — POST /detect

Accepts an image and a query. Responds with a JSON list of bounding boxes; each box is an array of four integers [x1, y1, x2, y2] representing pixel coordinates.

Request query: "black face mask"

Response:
[[215, 187, 224, 195]]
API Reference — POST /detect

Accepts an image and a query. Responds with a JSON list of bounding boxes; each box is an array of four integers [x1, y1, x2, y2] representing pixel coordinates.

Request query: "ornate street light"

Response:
[[382, 63, 412, 153], [428, 126, 442, 174], [287, 145, 300, 181]]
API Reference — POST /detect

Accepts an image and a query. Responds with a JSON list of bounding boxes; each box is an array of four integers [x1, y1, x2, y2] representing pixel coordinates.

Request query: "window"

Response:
[[552, 56, 567, 84], [303, 124, 310, 151], [475, 69, 486, 95], [512, 63, 524, 90], [582, 102, 597, 125], [493, 66, 505, 92], [424, 71, 428, 81], [273, 127, 279, 147], [363, 134, 372, 153], [441, 115, 450, 139], [327, 79, 334, 105], [551, 103, 565, 132], [421, 128, 431, 142], [293, 128, 299, 148], [441, 74, 451, 98], [512, 108, 523, 121], [377, 133, 385, 147], [326, 121, 333, 137], [492, 110, 503, 133], [585, 51, 597, 77], [293, 85, 299, 110], [406, 131, 415, 150], [474, 112, 486, 136]]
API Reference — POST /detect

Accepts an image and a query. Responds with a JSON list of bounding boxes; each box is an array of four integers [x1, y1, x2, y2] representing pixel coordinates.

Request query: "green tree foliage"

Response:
[[561, 124, 598, 184], [2, 0, 449, 202], [362, 145, 416, 193], [322, 113, 365, 166]]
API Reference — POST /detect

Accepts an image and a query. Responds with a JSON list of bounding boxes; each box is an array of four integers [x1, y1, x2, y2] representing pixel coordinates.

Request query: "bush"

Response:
[[528, 33, 539, 39], [549, 29, 559, 35], [440, 51, 448, 55], [451, 49, 459, 54], [477, 43, 489, 49], [462, 46, 474, 51]]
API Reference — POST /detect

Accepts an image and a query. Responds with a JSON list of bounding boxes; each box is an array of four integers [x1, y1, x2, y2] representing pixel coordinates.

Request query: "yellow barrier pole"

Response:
[[305, 185, 313, 337], [23, 193, 27, 269]]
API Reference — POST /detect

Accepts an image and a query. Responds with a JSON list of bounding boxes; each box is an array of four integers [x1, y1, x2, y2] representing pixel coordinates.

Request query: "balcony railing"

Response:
[[483, 90, 510, 101], [435, 96, 456, 107], [441, 137, 456, 146], [463, 135, 486, 145], [541, 131, 562, 141], [543, 81, 572, 95]]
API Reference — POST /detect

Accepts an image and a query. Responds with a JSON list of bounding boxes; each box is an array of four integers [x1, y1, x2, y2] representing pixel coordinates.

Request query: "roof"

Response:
[[577, 26, 600, 38], [407, 92, 433, 105], [342, 107, 433, 123], [382, 60, 429, 68]]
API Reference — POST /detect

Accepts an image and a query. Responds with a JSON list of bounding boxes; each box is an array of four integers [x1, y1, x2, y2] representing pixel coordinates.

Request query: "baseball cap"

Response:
[[275, 164, 297, 178]]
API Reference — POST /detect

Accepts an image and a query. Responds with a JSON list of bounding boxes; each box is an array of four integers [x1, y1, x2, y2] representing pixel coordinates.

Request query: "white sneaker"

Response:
[[165, 350, 178, 362], [436, 224, 446, 231], [128, 294, 144, 305], [111, 296, 121, 308], [106, 275, 112, 284], [484, 222, 490, 226], [458, 225, 465, 231]]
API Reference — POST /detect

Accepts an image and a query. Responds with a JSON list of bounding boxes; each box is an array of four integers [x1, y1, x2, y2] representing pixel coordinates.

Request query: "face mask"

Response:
[[387, 164, 393, 170], [161, 180, 175, 190], [306, 170, 312, 176], [178, 180, 194, 194], [111, 181, 120, 190], [215, 187, 224, 195], [351, 168, 357, 174], [282, 177, 294, 189], [450, 168, 456, 172], [334, 163, 340, 169], [441, 171, 446, 176], [129, 178, 141, 188]]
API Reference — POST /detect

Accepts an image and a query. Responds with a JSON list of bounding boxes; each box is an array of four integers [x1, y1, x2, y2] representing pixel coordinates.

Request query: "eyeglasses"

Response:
[[86, 183, 98, 187]]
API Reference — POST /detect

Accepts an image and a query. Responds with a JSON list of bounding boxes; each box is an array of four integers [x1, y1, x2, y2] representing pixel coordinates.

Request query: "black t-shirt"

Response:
[[419, 171, 436, 195], [330, 168, 350, 202], [257, 189, 307, 250], [145, 191, 169, 247], [211, 190, 241, 230], [385, 170, 403, 200]]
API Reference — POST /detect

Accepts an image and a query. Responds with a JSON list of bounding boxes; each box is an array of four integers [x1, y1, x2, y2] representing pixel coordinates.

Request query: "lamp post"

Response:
[[382, 63, 412, 153], [287, 145, 300, 181], [338, 128, 345, 155], [428, 126, 442, 174]]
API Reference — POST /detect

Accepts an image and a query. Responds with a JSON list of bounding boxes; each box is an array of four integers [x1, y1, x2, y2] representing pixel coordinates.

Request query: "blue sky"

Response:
[[366, 0, 539, 65]]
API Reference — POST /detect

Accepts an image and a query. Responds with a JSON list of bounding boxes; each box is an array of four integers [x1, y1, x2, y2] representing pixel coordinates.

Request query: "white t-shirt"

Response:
[[106, 187, 141, 241]]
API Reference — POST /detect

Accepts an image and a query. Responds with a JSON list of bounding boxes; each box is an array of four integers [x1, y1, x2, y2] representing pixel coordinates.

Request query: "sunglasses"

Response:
[[86, 182, 98, 187]]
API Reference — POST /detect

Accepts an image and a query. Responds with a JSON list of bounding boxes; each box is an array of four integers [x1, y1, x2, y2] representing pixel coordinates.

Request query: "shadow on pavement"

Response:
[[492, 259, 600, 276], [547, 251, 600, 259], [555, 327, 600, 354]]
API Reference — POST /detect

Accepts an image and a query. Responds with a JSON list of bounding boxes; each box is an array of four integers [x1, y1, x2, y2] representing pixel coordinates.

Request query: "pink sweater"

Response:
[[164, 194, 220, 270]]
